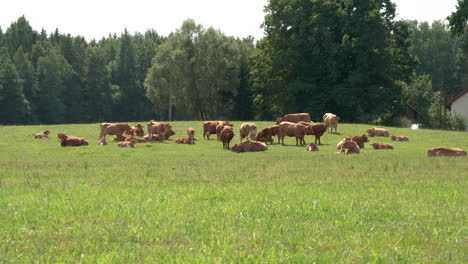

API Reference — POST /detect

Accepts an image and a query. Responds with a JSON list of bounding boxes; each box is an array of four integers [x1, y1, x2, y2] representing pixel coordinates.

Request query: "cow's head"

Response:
[[43, 130, 50, 136], [304, 125, 315, 135], [57, 133, 67, 141], [164, 130, 176, 139], [361, 134, 369, 142], [275, 118, 282, 125], [132, 124, 145, 137], [231, 144, 240, 152], [366, 128, 375, 136]]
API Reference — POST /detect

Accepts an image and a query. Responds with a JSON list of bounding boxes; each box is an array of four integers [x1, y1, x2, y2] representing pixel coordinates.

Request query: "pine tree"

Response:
[[14, 47, 37, 122]]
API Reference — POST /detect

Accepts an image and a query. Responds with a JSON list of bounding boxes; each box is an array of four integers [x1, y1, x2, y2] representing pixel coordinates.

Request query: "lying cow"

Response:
[[118, 140, 136, 148], [371, 143, 394, 149], [391, 136, 409, 141], [427, 147, 467, 157], [323, 113, 340, 133], [276, 113, 311, 125], [100, 123, 132, 141], [58, 133, 89, 147], [220, 126, 234, 149], [240, 123, 257, 142], [305, 142, 319, 152], [130, 124, 145, 137], [340, 139, 360, 154], [367, 127, 390, 137], [340, 135, 369, 149], [231, 140, 268, 153], [35, 130, 50, 139]]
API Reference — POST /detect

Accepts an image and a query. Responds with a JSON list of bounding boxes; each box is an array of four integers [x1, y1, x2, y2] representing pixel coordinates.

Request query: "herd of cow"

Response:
[[34, 112, 467, 157]]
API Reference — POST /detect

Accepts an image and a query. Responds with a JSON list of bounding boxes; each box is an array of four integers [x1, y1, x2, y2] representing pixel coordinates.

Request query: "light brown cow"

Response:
[[323, 113, 340, 133], [35, 130, 50, 139], [187, 128, 195, 143], [216, 121, 233, 140], [130, 124, 145, 137], [278, 121, 314, 146], [58, 133, 89, 147], [427, 147, 467, 157], [220, 126, 234, 149], [276, 113, 311, 125], [203, 121, 219, 140], [174, 137, 193, 144], [147, 121, 173, 141], [256, 125, 280, 144], [367, 127, 390, 137], [391, 136, 409, 141], [340, 139, 360, 154], [231, 140, 268, 152], [305, 142, 319, 152], [240, 123, 257, 142], [349, 135, 369, 148], [100, 123, 132, 141], [124, 136, 147, 143], [371, 143, 394, 149], [117, 140, 136, 148]]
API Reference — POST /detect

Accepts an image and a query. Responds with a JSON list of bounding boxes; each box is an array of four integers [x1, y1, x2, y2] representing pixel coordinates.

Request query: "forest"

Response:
[[0, 0, 466, 129]]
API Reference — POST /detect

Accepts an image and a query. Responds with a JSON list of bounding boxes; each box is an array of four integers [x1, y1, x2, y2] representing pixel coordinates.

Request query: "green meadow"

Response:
[[0, 122, 466, 263]]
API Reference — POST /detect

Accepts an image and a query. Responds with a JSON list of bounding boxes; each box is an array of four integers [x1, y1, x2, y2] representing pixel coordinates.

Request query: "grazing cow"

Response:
[[187, 128, 195, 143], [371, 143, 394, 149], [147, 121, 173, 141], [100, 123, 132, 141], [220, 126, 234, 149], [203, 121, 219, 140], [391, 136, 409, 141], [276, 113, 311, 125], [98, 138, 108, 145], [117, 140, 136, 148], [35, 130, 50, 139], [130, 124, 145, 137], [367, 127, 390, 137], [240, 123, 257, 142], [427, 147, 467, 157], [323, 113, 340, 133], [340, 139, 360, 154], [231, 140, 268, 153], [216, 121, 233, 140], [278, 122, 314, 146], [58, 133, 89, 147], [305, 142, 319, 152]]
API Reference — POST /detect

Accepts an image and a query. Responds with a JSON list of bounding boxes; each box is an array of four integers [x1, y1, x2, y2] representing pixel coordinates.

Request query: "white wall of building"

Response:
[[451, 92, 468, 131]]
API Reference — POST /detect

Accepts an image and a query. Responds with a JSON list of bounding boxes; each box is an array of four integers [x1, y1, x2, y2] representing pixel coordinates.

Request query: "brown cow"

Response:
[[240, 123, 257, 142], [58, 133, 89, 147], [174, 137, 193, 144], [231, 140, 268, 152], [391, 136, 409, 141], [98, 138, 108, 145], [278, 122, 314, 146], [124, 136, 147, 143], [220, 126, 234, 149], [306, 123, 327, 145], [348, 135, 369, 148], [276, 113, 311, 125], [367, 127, 390, 137], [256, 125, 280, 144], [114, 135, 126, 141], [187, 128, 195, 143], [323, 113, 340, 133], [35, 130, 50, 139], [147, 121, 173, 141], [427, 147, 467, 157], [100, 123, 132, 141], [118, 140, 136, 148], [216, 121, 233, 140], [340, 139, 360, 154], [371, 143, 394, 149], [130, 124, 145, 137], [203, 121, 219, 140], [305, 142, 319, 152]]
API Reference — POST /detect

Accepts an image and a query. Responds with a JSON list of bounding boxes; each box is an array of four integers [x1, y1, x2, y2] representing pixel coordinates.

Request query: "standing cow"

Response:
[[240, 123, 257, 142], [147, 120, 173, 141], [323, 113, 340, 133], [99, 123, 132, 141]]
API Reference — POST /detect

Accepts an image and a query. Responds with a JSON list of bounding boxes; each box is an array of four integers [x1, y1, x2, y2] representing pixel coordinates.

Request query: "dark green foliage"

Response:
[[4, 16, 37, 55]]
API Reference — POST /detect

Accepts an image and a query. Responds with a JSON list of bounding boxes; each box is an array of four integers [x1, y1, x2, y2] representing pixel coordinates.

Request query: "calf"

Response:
[[35, 130, 50, 139], [240, 123, 257, 142], [220, 126, 234, 149], [427, 147, 467, 157], [231, 140, 268, 152], [305, 142, 319, 152], [187, 128, 195, 143], [175, 137, 193, 144], [371, 143, 394, 149], [58, 133, 89, 147], [391, 135, 409, 141], [118, 140, 136, 148], [367, 127, 390, 137]]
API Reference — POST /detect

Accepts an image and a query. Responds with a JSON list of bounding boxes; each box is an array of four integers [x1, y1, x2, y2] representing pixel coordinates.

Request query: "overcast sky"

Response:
[[0, 0, 460, 41]]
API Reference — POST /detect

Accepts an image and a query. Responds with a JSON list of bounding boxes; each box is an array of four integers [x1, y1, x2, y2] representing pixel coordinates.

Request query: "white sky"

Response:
[[0, 0, 459, 41]]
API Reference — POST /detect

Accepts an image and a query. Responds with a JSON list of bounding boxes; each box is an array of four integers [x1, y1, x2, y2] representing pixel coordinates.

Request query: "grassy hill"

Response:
[[0, 122, 466, 263]]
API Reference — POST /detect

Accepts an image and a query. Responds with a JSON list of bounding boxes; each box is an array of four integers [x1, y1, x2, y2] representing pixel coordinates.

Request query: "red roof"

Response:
[[447, 89, 468, 106]]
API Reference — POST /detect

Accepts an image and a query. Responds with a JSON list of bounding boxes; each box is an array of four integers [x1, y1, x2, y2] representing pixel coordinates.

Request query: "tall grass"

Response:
[[0, 122, 466, 263]]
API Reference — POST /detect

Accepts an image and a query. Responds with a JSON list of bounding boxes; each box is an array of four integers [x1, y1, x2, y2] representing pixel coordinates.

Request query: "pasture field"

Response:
[[0, 121, 467, 263]]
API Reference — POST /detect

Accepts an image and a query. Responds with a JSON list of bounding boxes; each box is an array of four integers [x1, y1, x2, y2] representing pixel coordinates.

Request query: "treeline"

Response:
[[0, 0, 467, 127]]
